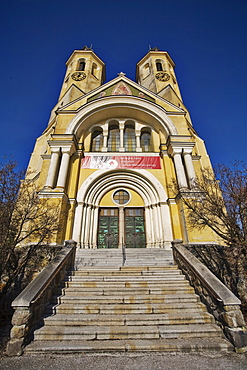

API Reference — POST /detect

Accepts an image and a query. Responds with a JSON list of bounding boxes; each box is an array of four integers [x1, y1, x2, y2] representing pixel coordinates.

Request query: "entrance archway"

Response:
[[72, 169, 173, 249]]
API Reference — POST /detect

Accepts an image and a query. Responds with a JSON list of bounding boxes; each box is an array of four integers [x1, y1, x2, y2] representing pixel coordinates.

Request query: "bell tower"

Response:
[[58, 46, 106, 103], [136, 47, 182, 101]]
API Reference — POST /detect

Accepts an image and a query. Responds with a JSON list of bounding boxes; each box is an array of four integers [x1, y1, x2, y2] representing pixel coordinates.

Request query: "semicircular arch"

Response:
[[77, 169, 168, 205], [66, 96, 178, 139]]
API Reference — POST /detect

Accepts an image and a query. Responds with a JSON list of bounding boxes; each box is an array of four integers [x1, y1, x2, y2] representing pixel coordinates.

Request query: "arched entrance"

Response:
[[72, 169, 173, 249], [98, 189, 146, 249]]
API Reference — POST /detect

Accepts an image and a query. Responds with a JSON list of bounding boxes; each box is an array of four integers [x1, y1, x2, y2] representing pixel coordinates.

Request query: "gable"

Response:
[[87, 81, 155, 103], [57, 76, 185, 114]]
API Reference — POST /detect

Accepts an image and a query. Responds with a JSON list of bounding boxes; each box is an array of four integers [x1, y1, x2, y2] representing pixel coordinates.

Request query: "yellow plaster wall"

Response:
[[169, 202, 183, 240], [55, 114, 75, 133], [66, 155, 81, 199], [168, 115, 191, 135], [38, 159, 50, 189]]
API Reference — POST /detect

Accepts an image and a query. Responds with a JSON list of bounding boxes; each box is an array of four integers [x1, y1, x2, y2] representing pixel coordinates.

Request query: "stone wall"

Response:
[[172, 241, 247, 352], [6, 241, 76, 356], [185, 243, 247, 319]]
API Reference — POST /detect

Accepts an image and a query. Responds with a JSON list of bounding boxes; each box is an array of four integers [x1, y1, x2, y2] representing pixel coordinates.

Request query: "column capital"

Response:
[[48, 134, 78, 154], [168, 141, 195, 157], [119, 120, 125, 129], [167, 146, 183, 157], [60, 142, 76, 156], [183, 148, 193, 155], [183, 143, 195, 156], [48, 144, 61, 153]]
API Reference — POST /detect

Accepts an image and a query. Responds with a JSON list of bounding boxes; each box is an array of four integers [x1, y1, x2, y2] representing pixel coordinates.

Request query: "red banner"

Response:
[[82, 156, 161, 169]]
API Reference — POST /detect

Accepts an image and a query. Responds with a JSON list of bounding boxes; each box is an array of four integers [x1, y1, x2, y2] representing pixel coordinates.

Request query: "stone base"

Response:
[[224, 327, 247, 351], [6, 339, 23, 356]]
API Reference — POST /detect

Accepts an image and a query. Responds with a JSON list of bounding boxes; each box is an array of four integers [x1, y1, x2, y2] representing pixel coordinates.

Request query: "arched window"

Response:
[[108, 124, 120, 152], [124, 124, 136, 152], [141, 130, 152, 152], [156, 61, 163, 71], [91, 129, 103, 151], [91, 62, 97, 77], [77, 59, 85, 71], [143, 63, 150, 78]]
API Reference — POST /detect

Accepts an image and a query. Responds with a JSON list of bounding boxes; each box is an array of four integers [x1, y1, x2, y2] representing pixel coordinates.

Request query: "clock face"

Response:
[[71, 72, 86, 81], [155, 72, 170, 82]]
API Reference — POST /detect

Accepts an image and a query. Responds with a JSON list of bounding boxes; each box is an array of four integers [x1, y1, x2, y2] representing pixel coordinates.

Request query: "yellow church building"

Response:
[[26, 46, 217, 249]]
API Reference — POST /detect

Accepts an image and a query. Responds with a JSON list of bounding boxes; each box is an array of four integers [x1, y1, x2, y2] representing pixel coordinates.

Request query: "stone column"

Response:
[[183, 148, 196, 188], [102, 130, 108, 152], [160, 202, 173, 249], [56, 144, 75, 189], [149, 206, 155, 248], [136, 130, 142, 152], [152, 204, 161, 247], [83, 204, 92, 249], [92, 206, 99, 249], [72, 202, 83, 247], [169, 147, 188, 189], [145, 206, 152, 248], [44, 148, 60, 189], [80, 203, 87, 248], [119, 120, 125, 152], [119, 207, 125, 247]]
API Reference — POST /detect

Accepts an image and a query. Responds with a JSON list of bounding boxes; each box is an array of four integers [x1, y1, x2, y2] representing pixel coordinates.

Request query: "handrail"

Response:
[[12, 244, 76, 307], [6, 240, 77, 356], [172, 241, 247, 350], [173, 243, 240, 305]]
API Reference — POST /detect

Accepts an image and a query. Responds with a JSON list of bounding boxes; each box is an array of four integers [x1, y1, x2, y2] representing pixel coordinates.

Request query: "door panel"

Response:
[[125, 208, 146, 248], [98, 209, 119, 248]]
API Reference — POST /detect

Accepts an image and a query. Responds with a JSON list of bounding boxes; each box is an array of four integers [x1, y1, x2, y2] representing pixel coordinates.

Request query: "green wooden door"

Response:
[[98, 208, 119, 248], [125, 208, 146, 248]]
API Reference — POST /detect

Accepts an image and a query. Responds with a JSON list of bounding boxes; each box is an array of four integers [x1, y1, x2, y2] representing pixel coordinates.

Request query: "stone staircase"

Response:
[[25, 249, 233, 353]]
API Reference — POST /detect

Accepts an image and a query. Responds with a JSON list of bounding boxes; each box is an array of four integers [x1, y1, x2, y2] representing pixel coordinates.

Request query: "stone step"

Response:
[[72, 266, 176, 271], [60, 291, 199, 302], [65, 278, 187, 286], [52, 299, 206, 310], [75, 256, 173, 259], [120, 266, 175, 271], [75, 248, 173, 253], [65, 278, 187, 285], [25, 255, 231, 353], [43, 312, 214, 326], [34, 323, 221, 341], [54, 295, 198, 304], [25, 337, 233, 353], [74, 249, 174, 267], [65, 271, 181, 281], [75, 262, 174, 267], [47, 301, 209, 317], [64, 283, 193, 293], [64, 278, 186, 285], [60, 289, 199, 299], [66, 273, 183, 280], [70, 269, 178, 276], [64, 284, 189, 292]]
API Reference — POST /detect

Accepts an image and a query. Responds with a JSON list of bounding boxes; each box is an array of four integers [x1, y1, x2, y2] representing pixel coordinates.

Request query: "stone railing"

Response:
[[172, 241, 247, 352], [6, 240, 77, 356]]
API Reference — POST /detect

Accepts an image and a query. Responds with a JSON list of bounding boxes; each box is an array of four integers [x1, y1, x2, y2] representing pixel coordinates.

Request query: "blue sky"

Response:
[[1, 0, 247, 170]]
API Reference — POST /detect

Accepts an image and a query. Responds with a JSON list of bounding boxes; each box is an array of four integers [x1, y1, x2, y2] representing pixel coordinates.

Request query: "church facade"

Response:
[[26, 46, 217, 249]]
